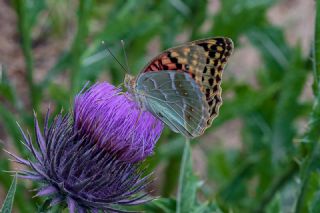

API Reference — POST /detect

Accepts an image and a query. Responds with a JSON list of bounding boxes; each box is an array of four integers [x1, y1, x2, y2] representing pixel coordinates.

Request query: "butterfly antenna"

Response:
[[121, 40, 131, 74], [102, 41, 129, 74]]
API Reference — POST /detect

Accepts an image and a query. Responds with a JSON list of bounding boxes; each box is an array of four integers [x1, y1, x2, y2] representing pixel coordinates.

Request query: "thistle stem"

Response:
[[176, 138, 191, 213]]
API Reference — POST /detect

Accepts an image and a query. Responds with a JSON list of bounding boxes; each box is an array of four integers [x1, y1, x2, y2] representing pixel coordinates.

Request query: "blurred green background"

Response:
[[0, 0, 319, 212]]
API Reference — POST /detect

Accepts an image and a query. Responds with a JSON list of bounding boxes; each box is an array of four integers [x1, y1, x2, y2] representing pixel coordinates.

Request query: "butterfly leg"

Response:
[[133, 108, 144, 127], [115, 83, 125, 95], [116, 82, 124, 90]]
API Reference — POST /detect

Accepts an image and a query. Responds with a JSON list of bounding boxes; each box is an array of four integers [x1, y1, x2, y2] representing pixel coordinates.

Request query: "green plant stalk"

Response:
[[70, 0, 92, 95], [13, 0, 38, 110], [295, 1, 320, 212], [161, 155, 180, 196], [176, 138, 191, 213]]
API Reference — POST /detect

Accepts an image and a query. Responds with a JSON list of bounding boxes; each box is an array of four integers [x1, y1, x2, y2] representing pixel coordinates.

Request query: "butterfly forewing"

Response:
[[134, 37, 234, 137]]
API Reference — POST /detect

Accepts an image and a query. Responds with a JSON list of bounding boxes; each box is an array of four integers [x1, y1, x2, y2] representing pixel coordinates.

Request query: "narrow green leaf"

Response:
[[313, 0, 320, 93], [212, 0, 275, 39], [1, 175, 17, 213], [193, 202, 223, 213], [176, 139, 198, 213], [310, 191, 320, 213], [145, 198, 176, 213], [295, 1, 320, 212], [0, 67, 23, 111], [70, 0, 93, 94], [0, 105, 26, 155], [12, 0, 39, 110]]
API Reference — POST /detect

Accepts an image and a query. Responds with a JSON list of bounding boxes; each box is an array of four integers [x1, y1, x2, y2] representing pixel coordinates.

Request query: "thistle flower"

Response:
[[74, 83, 164, 163], [6, 82, 164, 212]]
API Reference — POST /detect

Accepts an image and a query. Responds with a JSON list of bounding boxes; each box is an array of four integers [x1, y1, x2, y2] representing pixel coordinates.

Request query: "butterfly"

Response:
[[124, 37, 234, 138]]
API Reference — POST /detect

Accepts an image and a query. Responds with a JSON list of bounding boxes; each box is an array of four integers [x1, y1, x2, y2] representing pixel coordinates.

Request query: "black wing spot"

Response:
[[158, 112, 164, 118], [215, 38, 225, 46], [216, 75, 221, 83], [170, 57, 178, 64], [210, 45, 217, 51], [210, 109, 217, 116], [206, 88, 211, 98], [214, 95, 221, 103], [208, 78, 214, 86], [226, 44, 233, 51], [213, 85, 218, 92], [209, 51, 215, 58], [198, 43, 210, 51], [176, 63, 182, 69], [210, 68, 215, 75]]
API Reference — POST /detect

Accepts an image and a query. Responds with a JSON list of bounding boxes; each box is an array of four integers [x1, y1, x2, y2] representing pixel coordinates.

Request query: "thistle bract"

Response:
[[7, 82, 164, 212]]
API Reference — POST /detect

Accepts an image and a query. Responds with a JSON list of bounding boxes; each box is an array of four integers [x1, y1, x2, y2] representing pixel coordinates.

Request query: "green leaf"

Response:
[[1, 175, 17, 213], [193, 202, 223, 213], [145, 198, 176, 213], [176, 139, 198, 213], [247, 26, 292, 82], [212, 0, 275, 39], [310, 191, 320, 213], [0, 67, 23, 111], [0, 105, 26, 155]]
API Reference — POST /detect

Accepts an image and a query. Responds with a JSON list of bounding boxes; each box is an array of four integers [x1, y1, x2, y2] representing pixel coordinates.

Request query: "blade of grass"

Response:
[[271, 47, 306, 163], [314, 0, 320, 95], [0, 66, 24, 112], [70, 0, 93, 95], [294, 1, 320, 212], [12, 0, 39, 110], [0, 105, 26, 155], [0, 175, 17, 213], [40, 52, 71, 89]]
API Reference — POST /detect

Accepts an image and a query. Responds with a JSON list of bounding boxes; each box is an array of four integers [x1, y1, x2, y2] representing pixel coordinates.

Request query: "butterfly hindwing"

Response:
[[135, 71, 209, 138], [141, 37, 234, 129]]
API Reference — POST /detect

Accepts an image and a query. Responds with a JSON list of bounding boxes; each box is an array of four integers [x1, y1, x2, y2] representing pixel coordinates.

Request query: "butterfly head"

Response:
[[124, 74, 136, 94]]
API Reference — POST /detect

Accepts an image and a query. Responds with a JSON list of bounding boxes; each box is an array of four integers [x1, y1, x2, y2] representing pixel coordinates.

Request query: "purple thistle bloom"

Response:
[[6, 82, 164, 212], [74, 83, 164, 163]]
